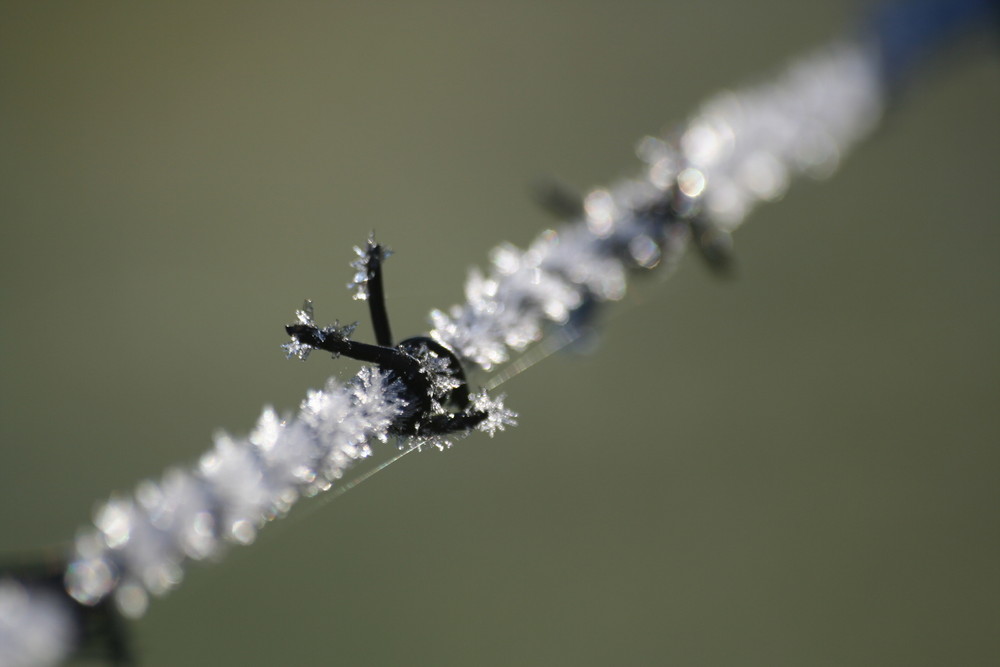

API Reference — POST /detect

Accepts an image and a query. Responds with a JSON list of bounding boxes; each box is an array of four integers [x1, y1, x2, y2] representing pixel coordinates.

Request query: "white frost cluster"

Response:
[[0, 579, 75, 667], [59, 347, 518, 627], [470, 390, 518, 437], [432, 42, 882, 371], [64, 368, 406, 619], [347, 235, 392, 301], [401, 345, 518, 452], [430, 229, 629, 370], [281, 300, 358, 361], [645, 42, 883, 230]]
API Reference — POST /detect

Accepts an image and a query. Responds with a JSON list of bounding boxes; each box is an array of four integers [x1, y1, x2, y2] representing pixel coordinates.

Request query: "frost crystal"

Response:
[[282, 301, 357, 360], [416, 434, 456, 452], [414, 345, 463, 412], [295, 300, 315, 326], [350, 367, 405, 442], [347, 233, 392, 301], [470, 390, 517, 437], [282, 339, 314, 360]]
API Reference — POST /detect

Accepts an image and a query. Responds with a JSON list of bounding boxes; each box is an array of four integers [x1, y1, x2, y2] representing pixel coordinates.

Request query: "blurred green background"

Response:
[[2, 2, 998, 665]]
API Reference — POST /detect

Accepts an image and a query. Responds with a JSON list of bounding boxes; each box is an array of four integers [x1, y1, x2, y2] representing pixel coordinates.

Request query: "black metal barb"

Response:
[[286, 239, 487, 437]]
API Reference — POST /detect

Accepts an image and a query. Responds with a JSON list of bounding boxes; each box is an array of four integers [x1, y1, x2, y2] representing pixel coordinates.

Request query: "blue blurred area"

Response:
[[868, 0, 999, 87]]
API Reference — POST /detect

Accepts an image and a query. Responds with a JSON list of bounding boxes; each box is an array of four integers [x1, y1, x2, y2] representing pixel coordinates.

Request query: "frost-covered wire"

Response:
[[5, 2, 992, 660], [63, 368, 405, 613], [429, 42, 882, 372], [0, 38, 884, 667]]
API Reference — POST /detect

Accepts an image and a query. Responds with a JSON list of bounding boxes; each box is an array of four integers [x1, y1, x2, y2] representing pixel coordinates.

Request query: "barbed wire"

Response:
[[1, 2, 995, 664]]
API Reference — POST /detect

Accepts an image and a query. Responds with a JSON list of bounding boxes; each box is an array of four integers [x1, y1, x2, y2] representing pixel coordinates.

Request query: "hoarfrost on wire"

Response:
[[1, 37, 883, 667], [282, 300, 358, 361], [348, 234, 393, 301], [67, 34, 881, 626], [63, 368, 407, 620]]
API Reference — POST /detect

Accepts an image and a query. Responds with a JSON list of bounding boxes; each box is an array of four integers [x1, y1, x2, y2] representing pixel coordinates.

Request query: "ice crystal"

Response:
[[282, 308, 357, 360], [349, 367, 405, 443], [470, 390, 517, 437], [295, 300, 315, 326], [282, 339, 313, 360], [414, 346, 463, 409], [347, 233, 392, 301]]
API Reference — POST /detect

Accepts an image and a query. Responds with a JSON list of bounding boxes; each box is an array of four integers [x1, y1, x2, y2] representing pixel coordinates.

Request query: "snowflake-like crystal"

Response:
[[282, 301, 357, 360], [413, 346, 463, 411], [470, 390, 517, 437], [347, 233, 392, 301]]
